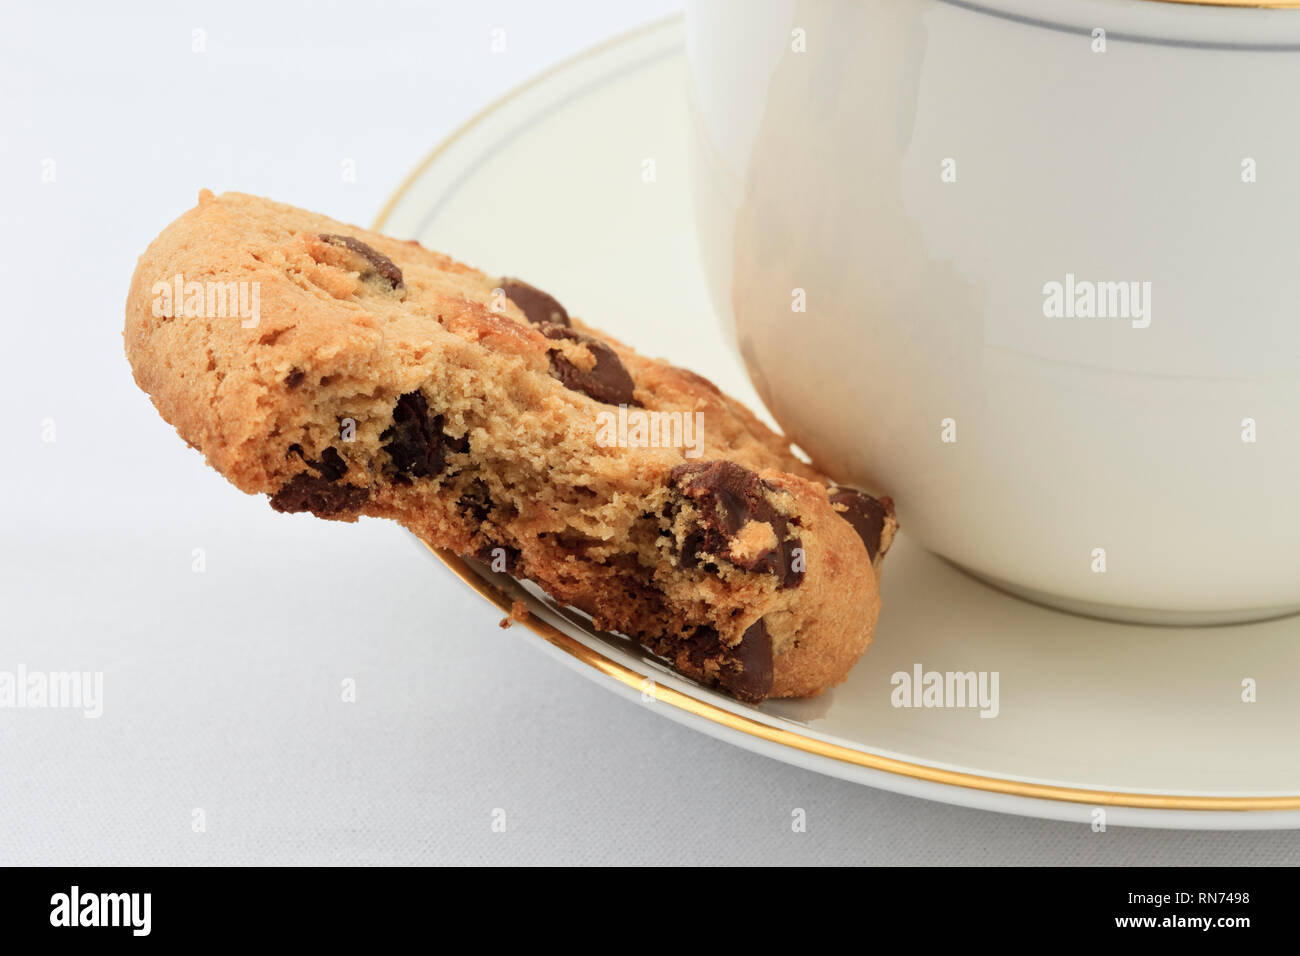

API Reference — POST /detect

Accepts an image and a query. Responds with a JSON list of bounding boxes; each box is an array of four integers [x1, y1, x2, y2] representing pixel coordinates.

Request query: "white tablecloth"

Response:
[[3, 0, 1297, 865]]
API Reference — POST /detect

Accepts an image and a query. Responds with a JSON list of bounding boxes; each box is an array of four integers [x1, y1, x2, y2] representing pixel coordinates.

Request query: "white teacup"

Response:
[[686, 0, 1300, 623]]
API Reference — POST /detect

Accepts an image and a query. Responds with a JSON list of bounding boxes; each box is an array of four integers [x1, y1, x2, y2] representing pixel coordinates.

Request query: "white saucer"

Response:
[[376, 16, 1300, 829]]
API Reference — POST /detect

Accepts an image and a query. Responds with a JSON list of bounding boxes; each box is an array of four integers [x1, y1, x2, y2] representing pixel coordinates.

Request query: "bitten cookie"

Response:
[[124, 191, 897, 702]]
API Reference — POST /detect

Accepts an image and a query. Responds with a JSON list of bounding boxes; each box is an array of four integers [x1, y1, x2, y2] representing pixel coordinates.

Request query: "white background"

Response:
[[2, 0, 1297, 865]]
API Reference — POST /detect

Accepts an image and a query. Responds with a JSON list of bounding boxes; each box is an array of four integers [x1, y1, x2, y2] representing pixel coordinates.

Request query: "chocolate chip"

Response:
[[458, 479, 493, 525], [541, 326, 638, 406], [499, 278, 569, 327], [829, 487, 894, 561], [319, 234, 404, 290], [681, 628, 715, 666], [287, 443, 349, 481], [729, 619, 774, 702], [270, 474, 369, 517], [457, 478, 516, 525], [670, 460, 803, 588], [381, 391, 466, 480], [683, 619, 774, 703], [285, 368, 305, 390]]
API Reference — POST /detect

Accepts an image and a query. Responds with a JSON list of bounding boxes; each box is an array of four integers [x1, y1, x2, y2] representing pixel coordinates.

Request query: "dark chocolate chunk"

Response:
[[285, 367, 305, 390], [381, 391, 466, 480], [287, 443, 349, 481], [541, 325, 638, 406], [829, 487, 894, 561], [270, 474, 369, 517], [729, 619, 774, 702], [499, 278, 569, 327], [319, 233, 404, 290], [670, 460, 803, 588], [457, 479, 493, 525], [314, 447, 348, 482], [682, 619, 774, 703], [276, 444, 359, 515]]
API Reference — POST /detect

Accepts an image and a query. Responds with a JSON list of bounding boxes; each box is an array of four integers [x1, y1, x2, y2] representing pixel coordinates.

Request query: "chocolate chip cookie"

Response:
[[124, 191, 896, 702]]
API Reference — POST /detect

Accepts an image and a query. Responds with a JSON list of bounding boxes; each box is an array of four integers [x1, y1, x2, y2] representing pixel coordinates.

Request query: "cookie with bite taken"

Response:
[[123, 191, 896, 702]]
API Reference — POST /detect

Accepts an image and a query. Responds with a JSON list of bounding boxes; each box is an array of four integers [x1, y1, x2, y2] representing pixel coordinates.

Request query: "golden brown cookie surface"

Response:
[[124, 190, 896, 702]]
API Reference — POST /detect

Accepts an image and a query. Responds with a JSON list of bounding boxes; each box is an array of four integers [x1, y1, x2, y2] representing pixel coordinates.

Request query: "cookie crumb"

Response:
[[499, 600, 531, 629]]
